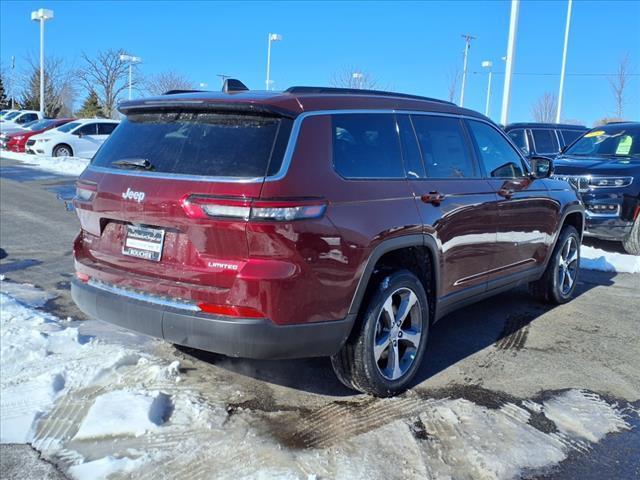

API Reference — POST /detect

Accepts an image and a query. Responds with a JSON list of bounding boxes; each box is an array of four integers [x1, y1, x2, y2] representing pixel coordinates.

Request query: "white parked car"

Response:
[[0, 109, 20, 119], [0, 110, 43, 129], [28, 118, 120, 158]]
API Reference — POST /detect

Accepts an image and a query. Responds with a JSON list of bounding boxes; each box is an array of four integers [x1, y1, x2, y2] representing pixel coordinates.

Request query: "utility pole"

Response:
[[500, 0, 520, 126], [10, 56, 15, 109], [459, 33, 476, 107], [556, 0, 573, 123]]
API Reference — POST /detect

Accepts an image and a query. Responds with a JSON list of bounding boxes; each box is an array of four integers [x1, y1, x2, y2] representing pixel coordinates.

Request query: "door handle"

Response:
[[420, 191, 446, 206], [498, 188, 514, 199]]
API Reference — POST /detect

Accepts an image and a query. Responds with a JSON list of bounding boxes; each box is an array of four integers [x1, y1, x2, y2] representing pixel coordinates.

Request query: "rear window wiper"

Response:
[[112, 158, 156, 171]]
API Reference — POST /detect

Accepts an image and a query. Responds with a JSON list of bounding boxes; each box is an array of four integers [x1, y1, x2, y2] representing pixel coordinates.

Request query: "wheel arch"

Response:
[[53, 143, 73, 156], [347, 235, 440, 323]]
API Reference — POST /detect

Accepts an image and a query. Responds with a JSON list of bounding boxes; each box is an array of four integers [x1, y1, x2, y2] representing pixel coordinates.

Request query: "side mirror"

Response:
[[529, 156, 553, 179], [75, 131, 84, 138]]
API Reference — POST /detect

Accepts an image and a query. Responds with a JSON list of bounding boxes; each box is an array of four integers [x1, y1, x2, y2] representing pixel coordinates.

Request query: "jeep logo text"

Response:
[[122, 188, 146, 203]]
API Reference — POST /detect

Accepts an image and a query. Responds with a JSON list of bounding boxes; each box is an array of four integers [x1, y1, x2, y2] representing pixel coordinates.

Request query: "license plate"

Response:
[[123, 225, 165, 262]]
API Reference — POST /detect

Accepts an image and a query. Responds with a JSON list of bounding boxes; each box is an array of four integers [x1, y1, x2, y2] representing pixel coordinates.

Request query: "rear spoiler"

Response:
[[118, 100, 296, 119]]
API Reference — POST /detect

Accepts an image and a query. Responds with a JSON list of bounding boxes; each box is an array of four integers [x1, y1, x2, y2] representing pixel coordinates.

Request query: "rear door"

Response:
[[465, 119, 557, 284], [73, 123, 100, 157], [401, 114, 500, 300], [75, 111, 290, 297]]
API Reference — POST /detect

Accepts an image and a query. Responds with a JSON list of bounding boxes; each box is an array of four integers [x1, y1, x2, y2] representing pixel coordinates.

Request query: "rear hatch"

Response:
[[74, 109, 292, 297]]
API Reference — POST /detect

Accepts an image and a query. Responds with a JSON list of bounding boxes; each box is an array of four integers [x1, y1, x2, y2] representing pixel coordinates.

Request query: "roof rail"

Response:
[[162, 89, 207, 95], [284, 86, 455, 105]]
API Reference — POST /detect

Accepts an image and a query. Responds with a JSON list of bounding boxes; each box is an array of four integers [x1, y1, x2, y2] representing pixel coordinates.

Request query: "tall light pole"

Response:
[[459, 33, 476, 107], [556, 0, 573, 123], [10, 55, 15, 109], [119, 54, 142, 100], [30, 8, 54, 116], [482, 61, 493, 117], [500, 0, 520, 126], [265, 33, 282, 91], [352, 72, 363, 89]]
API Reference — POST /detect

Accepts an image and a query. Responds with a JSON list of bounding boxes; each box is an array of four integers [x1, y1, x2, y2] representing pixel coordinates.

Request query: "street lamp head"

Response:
[[351, 72, 363, 79], [31, 8, 54, 21], [481, 60, 493, 69], [120, 54, 142, 64], [269, 33, 282, 42]]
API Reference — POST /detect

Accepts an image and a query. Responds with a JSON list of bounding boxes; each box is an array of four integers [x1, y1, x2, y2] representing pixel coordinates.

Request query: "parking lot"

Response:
[[1, 157, 638, 479]]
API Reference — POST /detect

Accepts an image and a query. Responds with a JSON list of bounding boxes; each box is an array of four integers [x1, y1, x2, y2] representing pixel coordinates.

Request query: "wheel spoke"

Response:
[[382, 297, 395, 328], [567, 249, 578, 266], [374, 333, 391, 362], [563, 237, 573, 259], [400, 327, 421, 349], [387, 343, 402, 379], [396, 291, 417, 326]]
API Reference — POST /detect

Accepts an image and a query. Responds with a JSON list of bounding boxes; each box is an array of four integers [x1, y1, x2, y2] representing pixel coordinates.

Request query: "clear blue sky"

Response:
[[1, 0, 639, 125]]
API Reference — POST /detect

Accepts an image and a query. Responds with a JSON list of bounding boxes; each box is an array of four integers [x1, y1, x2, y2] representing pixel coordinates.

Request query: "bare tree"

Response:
[[77, 49, 135, 118], [446, 67, 460, 103], [330, 66, 378, 89], [531, 92, 558, 123], [145, 70, 195, 95], [20, 55, 76, 117], [609, 53, 630, 118]]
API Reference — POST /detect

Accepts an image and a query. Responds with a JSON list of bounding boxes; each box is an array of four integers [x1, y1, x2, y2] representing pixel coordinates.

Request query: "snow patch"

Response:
[[67, 455, 148, 480], [0, 278, 53, 307], [542, 390, 630, 443], [74, 391, 171, 440], [1, 150, 88, 176], [581, 245, 640, 274]]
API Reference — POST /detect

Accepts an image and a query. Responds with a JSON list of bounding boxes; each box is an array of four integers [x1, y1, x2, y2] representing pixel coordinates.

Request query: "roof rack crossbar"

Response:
[[284, 86, 455, 105]]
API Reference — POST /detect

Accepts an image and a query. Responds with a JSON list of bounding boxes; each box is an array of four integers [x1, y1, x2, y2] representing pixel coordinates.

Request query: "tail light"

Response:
[[197, 302, 265, 318], [181, 195, 326, 222], [75, 181, 97, 202]]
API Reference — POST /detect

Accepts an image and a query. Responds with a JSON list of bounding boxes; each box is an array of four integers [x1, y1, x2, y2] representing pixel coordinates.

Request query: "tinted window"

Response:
[[531, 129, 560, 154], [397, 115, 425, 178], [76, 123, 98, 135], [4, 111, 20, 120], [560, 129, 583, 146], [411, 115, 476, 178], [28, 119, 55, 131], [332, 114, 404, 178], [57, 122, 82, 133], [565, 125, 640, 157], [97, 123, 117, 135], [507, 129, 529, 155], [467, 120, 526, 178], [92, 112, 289, 178]]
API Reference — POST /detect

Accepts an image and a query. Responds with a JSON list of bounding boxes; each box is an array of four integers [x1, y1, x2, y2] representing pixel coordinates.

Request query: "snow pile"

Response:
[[581, 245, 640, 274], [68, 456, 148, 480], [1, 150, 88, 176]]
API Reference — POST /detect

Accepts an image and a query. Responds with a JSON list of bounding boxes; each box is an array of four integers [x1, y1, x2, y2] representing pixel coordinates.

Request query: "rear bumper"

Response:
[[71, 279, 354, 359]]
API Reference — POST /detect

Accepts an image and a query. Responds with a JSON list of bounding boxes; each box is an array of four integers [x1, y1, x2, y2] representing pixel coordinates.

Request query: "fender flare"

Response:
[[543, 204, 585, 269], [347, 234, 440, 317]]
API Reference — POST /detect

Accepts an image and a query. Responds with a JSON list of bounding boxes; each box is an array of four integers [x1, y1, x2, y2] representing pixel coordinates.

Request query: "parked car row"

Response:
[[0, 109, 43, 127], [0, 109, 119, 158], [504, 122, 589, 158]]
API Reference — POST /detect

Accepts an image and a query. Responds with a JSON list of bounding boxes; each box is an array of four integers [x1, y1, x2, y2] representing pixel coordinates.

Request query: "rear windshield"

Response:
[[91, 111, 291, 178]]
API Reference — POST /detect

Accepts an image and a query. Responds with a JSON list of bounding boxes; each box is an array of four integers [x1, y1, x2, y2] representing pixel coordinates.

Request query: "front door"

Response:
[[465, 119, 558, 284]]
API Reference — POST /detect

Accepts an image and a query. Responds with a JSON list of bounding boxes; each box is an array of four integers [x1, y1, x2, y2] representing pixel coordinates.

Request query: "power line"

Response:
[[471, 71, 640, 77]]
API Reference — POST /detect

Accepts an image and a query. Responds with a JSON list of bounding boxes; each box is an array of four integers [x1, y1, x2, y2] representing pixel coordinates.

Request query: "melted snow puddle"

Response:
[[0, 283, 634, 480]]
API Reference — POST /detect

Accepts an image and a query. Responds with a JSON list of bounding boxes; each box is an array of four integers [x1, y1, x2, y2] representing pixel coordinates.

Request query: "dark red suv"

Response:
[[72, 84, 584, 396]]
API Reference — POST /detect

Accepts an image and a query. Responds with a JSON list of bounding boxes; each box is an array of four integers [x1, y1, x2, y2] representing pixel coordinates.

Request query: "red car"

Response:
[[71, 83, 584, 396], [2, 118, 76, 152]]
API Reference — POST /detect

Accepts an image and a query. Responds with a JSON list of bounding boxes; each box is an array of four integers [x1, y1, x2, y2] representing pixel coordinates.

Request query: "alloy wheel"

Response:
[[373, 287, 422, 381], [557, 236, 579, 295]]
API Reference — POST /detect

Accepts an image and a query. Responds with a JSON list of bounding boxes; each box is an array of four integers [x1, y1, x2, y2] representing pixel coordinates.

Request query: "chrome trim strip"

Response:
[[86, 165, 264, 183], [87, 279, 200, 312], [453, 258, 537, 286]]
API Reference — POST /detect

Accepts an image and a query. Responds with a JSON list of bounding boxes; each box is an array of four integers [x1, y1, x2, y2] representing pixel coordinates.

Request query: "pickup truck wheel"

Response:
[[53, 144, 73, 157], [530, 225, 580, 304], [331, 270, 429, 397], [621, 216, 640, 255]]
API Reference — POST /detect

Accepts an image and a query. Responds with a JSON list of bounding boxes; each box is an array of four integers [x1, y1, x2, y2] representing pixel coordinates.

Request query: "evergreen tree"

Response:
[[75, 90, 104, 118], [20, 69, 61, 117], [0, 75, 8, 109]]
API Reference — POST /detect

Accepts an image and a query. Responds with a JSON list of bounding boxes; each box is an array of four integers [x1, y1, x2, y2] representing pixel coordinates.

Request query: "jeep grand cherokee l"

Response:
[[71, 84, 584, 396], [553, 122, 639, 254]]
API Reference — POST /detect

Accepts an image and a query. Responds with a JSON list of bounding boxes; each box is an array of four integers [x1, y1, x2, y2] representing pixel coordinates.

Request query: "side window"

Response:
[[76, 123, 98, 136], [530, 129, 560, 154], [507, 129, 529, 155], [332, 114, 404, 179], [467, 120, 526, 178], [559, 129, 583, 146], [98, 123, 117, 135], [397, 115, 425, 178], [411, 115, 477, 178]]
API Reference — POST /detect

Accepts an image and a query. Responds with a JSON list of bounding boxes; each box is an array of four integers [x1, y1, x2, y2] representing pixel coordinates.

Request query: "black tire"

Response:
[[622, 216, 640, 255], [331, 269, 429, 397], [52, 144, 73, 157], [530, 225, 580, 304]]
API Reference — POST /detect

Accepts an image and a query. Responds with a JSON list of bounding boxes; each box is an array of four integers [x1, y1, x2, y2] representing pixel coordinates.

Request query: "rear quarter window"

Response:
[[91, 112, 291, 178], [530, 129, 560, 154], [332, 113, 404, 179]]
